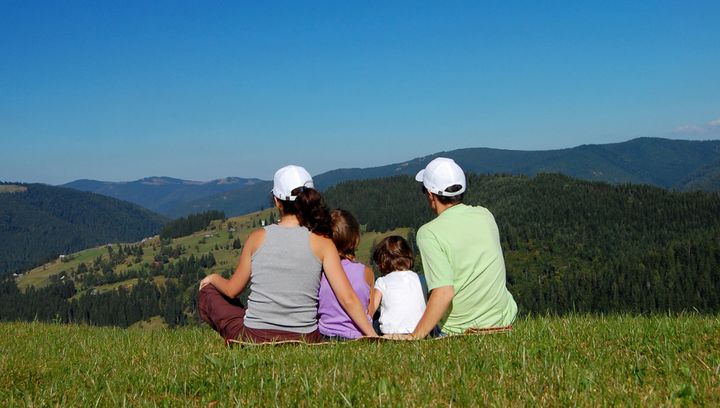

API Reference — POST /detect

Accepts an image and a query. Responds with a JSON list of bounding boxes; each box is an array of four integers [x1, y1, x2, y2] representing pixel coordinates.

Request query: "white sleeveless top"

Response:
[[374, 271, 426, 334]]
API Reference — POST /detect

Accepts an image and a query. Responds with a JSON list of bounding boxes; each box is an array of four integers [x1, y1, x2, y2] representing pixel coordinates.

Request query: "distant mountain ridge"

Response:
[[0, 182, 167, 275], [63, 137, 720, 217], [315, 137, 720, 189], [170, 137, 720, 217], [63, 176, 263, 216]]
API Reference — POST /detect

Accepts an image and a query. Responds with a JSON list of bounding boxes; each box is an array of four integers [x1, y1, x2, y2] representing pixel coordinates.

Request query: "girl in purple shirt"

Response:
[[318, 209, 374, 340]]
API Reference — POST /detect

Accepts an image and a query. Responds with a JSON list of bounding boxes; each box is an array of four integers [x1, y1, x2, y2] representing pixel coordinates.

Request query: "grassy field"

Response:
[[18, 246, 108, 289], [1, 314, 718, 406]]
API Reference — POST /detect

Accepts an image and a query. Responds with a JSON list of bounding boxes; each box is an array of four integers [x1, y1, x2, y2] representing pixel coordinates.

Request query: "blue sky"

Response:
[[1, 1, 719, 184]]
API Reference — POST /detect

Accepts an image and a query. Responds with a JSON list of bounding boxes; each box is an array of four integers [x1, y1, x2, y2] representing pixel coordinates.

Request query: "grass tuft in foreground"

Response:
[[1, 314, 718, 406]]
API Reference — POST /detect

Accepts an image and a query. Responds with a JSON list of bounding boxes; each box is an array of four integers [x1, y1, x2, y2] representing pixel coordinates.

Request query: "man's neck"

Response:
[[434, 202, 460, 216]]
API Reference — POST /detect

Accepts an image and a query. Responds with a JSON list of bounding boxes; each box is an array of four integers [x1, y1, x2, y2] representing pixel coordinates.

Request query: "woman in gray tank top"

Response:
[[198, 165, 377, 343]]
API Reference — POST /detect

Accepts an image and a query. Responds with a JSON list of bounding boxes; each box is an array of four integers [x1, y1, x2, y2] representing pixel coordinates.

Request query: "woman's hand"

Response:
[[199, 274, 216, 291]]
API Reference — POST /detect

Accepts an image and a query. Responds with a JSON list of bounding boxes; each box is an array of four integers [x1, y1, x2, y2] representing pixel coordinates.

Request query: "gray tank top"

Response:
[[244, 224, 322, 333]]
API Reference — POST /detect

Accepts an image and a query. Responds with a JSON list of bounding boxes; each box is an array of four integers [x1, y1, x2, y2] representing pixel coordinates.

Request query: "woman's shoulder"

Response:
[[308, 232, 337, 260], [309, 232, 333, 246], [248, 227, 267, 239], [245, 228, 267, 250]]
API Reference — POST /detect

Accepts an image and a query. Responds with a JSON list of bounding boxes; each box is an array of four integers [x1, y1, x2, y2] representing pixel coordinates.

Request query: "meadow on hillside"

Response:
[[1, 314, 718, 406]]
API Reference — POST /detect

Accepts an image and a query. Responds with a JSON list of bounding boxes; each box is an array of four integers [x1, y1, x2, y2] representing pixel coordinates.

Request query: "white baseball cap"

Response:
[[415, 157, 466, 196], [272, 165, 314, 201]]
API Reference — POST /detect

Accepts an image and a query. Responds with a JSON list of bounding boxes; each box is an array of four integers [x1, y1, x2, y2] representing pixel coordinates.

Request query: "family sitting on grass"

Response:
[[198, 158, 517, 343]]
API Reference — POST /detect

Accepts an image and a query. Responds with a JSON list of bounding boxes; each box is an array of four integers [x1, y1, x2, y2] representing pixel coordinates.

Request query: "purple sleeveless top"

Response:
[[318, 259, 371, 339]]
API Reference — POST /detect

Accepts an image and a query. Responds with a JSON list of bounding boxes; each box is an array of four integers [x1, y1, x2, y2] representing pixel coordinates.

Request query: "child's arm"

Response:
[[364, 266, 374, 289], [368, 287, 382, 317]]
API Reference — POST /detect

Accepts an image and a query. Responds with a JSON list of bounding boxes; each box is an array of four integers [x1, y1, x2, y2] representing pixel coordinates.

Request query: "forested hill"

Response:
[[324, 173, 720, 313], [315, 137, 720, 190], [0, 182, 167, 275]]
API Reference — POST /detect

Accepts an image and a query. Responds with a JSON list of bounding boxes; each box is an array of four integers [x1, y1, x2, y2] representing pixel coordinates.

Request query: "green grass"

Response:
[[1, 315, 718, 406], [356, 227, 410, 266], [128, 316, 167, 330], [18, 247, 107, 289]]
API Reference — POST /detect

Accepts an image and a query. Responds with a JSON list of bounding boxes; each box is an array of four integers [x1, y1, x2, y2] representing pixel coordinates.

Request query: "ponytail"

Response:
[[278, 187, 332, 237]]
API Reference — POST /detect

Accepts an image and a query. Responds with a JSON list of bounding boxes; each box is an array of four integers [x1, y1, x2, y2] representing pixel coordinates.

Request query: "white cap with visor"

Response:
[[415, 157, 466, 196], [272, 165, 314, 201]]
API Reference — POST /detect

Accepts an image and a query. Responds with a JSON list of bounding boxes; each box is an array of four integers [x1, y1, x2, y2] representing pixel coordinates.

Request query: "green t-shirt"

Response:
[[417, 203, 517, 334]]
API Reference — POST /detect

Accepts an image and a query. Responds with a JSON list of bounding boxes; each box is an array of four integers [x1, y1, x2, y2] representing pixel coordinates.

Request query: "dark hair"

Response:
[[277, 187, 332, 237], [330, 209, 360, 261], [372, 235, 414, 275], [421, 184, 464, 205]]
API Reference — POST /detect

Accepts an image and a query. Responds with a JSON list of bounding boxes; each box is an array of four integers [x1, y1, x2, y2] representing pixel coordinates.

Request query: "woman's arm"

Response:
[[313, 235, 378, 337], [199, 229, 264, 298]]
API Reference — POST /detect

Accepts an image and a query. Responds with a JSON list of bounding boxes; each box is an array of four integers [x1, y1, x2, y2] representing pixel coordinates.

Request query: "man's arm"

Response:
[[411, 285, 454, 339], [413, 226, 455, 339]]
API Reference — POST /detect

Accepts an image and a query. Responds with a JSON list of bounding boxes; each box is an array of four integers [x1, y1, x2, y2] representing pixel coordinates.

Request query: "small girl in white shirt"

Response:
[[368, 236, 426, 335]]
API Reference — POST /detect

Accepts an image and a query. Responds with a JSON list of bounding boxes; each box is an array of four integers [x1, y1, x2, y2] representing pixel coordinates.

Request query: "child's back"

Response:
[[369, 235, 427, 335], [318, 259, 371, 339], [374, 270, 426, 334]]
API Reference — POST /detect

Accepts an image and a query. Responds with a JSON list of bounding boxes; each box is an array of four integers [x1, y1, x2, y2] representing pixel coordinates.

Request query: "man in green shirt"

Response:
[[411, 157, 517, 338]]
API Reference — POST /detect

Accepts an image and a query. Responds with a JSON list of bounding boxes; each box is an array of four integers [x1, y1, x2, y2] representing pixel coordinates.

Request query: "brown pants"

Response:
[[198, 284, 322, 344]]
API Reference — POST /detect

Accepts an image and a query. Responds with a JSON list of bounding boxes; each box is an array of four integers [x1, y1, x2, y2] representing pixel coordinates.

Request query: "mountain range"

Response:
[[63, 176, 263, 217], [63, 137, 720, 218]]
